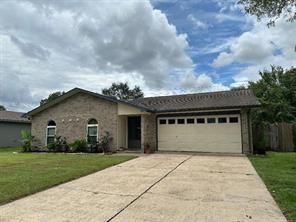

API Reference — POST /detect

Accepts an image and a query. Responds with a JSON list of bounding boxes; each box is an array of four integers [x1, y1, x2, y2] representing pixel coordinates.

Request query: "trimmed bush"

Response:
[[70, 139, 88, 152], [20, 130, 34, 152], [47, 136, 69, 152], [99, 131, 113, 153]]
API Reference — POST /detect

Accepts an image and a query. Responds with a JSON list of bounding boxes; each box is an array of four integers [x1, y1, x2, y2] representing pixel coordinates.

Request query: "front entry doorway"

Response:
[[128, 116, 141, 150]]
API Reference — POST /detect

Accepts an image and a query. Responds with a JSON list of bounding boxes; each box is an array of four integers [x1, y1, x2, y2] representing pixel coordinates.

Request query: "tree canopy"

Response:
[[0, 105, 6, 111], [40, 91, 65, 106], [249, 66, 296, 123], [238, 0, 296, 26], [102, 82, 144, 100]]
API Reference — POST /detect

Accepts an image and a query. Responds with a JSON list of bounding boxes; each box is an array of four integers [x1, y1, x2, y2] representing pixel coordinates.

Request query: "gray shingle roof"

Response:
[[131, 89, 260, 112], [0, 111, 31, 123]]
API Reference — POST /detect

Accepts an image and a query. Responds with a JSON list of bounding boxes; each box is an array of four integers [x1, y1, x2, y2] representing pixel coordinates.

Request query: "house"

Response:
[[25, 88, 260, 154], [0, 111, 31, 147]]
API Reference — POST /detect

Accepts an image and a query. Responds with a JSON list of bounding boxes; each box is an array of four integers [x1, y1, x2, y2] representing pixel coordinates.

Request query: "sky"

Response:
[[0, 0, 295, 112]]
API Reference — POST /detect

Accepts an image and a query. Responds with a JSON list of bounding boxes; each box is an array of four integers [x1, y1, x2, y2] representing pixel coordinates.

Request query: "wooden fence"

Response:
[[253, 122, 295, 152]]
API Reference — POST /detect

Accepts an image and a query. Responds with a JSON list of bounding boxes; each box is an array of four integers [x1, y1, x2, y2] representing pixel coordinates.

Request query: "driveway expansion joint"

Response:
[[105, 155, 192, 222]]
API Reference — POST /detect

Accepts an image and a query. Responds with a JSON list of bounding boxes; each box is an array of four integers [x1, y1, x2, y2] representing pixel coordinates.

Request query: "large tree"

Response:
[[238, 0, 296, 26], [102, 82, 144, 100], [249, 66, 296, 123], [40, 91, 65, 105], [0, 105, 6, 111]]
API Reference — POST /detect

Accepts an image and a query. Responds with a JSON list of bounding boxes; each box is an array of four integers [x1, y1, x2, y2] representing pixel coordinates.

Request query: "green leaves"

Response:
[[102, 82, 144, 100], [238, 0, 296, 26], [20, 130, 34, 152], [40, 91, 65, 106], [250, 66, 296, 123]]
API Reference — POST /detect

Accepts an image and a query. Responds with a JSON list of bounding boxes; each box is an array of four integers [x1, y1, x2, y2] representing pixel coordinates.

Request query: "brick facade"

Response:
[[141, 114, 157, 152], [241, 108, 253, 154], [31, 93, 118, 150], [30, 91, 253, 154]]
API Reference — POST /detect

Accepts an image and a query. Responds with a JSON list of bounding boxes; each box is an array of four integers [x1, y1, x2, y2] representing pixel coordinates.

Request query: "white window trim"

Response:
[[46, 126, 56, 146], [87, 123, 99, 143]]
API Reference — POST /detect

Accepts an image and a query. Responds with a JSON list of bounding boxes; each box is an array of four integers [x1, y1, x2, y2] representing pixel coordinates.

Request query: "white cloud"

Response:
[[212, 32, 275, 67], [0, 0, 193, 111], [187, 14, 208, 29], [181, 73, 229, 92], [212, 16, 296, 85]]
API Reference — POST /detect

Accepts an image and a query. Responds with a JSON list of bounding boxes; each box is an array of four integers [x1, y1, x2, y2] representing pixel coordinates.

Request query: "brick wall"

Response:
[[241, 108, 253, 154], [141, 114, 157, 152], [31, 92, 118, 150]]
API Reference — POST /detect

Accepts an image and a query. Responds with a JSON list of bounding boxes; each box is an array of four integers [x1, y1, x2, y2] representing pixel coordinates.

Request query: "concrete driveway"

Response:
[[0, 154, 287, 222]]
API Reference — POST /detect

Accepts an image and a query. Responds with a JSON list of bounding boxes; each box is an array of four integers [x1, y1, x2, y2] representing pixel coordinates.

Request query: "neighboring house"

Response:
[[25, 88, 260, 154], [0, 111, 31, 147]]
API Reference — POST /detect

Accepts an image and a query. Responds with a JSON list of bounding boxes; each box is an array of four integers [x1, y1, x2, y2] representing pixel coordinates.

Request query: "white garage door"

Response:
[[158, 114, 242, 153]]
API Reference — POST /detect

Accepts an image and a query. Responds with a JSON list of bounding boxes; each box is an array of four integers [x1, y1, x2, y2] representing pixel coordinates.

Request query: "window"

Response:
[[168, 119, 175, 124], [159, 119, 166, 125], [87, 119, 98, 144], [207, 118, 216, 124], [177, 119, 185, 124], [218, 117, 227, 123], [196, 118, 205, 124], [187, 118, 195, 124], [46, 120, 56, 145], [229, 117, 239, 123]]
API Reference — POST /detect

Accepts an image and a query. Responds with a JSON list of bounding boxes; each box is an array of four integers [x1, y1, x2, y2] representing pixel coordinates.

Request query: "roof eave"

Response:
[[25, 88, 154, 117], [154, 104, 261, 113]]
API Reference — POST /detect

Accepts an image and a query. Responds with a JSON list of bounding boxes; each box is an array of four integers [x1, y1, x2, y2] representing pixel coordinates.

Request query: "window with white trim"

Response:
[[168, 119, 176, 124], [47, 120, 56, 145], [87, 119, 98, 144], [229, 117, 239, 123], [207, 117, 216, 124], [187, 118, 195, 124], [218, 117, 227, 123]]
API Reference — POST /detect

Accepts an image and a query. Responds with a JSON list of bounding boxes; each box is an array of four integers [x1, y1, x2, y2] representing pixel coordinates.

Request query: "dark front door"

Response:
[[128, 116, 141, 150]]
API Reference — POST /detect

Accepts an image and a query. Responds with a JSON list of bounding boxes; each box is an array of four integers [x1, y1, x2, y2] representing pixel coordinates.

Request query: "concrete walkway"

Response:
[[0, 154, 287, 222]]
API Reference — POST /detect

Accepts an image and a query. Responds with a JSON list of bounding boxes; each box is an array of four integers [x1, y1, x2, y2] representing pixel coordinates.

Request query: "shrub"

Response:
[[99, 131, 113, 153], [254, 124, 266, 154], [88, 142, 103, 153], [293, 124, 296, 150], [47, 136, 69, 152], [20, 130, 34, 152], [70, 139, 88, 152]]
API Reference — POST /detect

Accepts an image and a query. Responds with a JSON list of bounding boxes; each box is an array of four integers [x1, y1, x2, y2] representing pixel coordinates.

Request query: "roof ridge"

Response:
[[135, 89, 251, 101]]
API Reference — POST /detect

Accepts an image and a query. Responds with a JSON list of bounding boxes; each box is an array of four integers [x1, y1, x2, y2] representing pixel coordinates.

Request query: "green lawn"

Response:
[[249, 152, 296, 222], [0, 147, 135, 205]]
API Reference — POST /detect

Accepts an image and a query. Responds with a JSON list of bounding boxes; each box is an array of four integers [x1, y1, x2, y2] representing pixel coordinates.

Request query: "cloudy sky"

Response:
[[0, 0, 295, 111]]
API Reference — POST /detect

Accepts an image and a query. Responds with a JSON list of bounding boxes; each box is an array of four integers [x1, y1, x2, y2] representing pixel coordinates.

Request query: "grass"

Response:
[[0, 147, 135, 205], [249, 152, 296, 222]]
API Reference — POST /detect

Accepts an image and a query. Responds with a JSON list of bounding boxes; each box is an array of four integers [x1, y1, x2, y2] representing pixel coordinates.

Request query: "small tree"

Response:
[[40, 91, 65, 105], [249, 66, 296, 124], [99, 131, 113, 153], [20, 130, 34, 152], [0, 105, 6, 111], [102, 82, 144, 100]]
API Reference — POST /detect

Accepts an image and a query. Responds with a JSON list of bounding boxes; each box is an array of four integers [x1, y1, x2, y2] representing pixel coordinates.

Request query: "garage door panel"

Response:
[[158, 115, 242, 153]]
